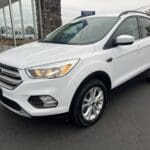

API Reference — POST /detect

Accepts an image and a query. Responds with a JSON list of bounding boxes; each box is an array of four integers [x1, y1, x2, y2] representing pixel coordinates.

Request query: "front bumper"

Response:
[[0, 75, 73, 117], [0, 95, 31, 118]]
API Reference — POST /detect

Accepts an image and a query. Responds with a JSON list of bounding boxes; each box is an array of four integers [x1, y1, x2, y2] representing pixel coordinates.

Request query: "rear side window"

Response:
[[139, 17, 150, 38], [114, 17, 139, 40]]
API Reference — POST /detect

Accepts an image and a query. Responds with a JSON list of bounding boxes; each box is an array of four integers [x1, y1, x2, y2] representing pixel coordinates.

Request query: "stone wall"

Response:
[[35, 0, 62, 39]]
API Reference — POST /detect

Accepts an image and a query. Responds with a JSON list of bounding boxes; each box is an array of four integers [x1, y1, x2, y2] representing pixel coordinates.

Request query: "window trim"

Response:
[[103, 16, 140, 50]]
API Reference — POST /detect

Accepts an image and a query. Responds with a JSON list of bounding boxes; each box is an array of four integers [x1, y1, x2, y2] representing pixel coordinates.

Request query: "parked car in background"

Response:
[[1, 30, 34, 40], [0, 11, 150, 127]]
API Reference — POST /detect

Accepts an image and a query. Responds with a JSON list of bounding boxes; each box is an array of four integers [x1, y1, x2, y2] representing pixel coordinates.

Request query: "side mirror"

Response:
[[115, 35, 135, 46]]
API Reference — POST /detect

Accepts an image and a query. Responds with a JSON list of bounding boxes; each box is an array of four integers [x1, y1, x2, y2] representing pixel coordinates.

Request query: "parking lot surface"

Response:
[[0, 75, 150, 150]]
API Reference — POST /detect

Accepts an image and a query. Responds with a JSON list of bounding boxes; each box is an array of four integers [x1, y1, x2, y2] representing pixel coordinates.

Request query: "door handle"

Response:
[[106, 58, 113, 63]]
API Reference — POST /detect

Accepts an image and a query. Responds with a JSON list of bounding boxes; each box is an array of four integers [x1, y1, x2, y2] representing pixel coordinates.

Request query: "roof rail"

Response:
[[119, 10, 149, 17]]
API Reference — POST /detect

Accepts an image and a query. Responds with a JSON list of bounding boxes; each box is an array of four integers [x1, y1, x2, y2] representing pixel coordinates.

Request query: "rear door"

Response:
[[137, 16, 150, 69]]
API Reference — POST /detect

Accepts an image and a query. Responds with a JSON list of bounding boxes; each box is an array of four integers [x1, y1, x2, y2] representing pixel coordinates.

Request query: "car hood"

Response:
[[0, 42, 94, 69]]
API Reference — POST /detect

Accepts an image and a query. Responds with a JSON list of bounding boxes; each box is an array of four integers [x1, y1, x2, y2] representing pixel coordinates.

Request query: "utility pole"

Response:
[[8, 0, 16, 47]]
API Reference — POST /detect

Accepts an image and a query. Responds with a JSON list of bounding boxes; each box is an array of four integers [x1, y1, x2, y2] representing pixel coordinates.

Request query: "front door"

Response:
[[105, 17, 141, 87]]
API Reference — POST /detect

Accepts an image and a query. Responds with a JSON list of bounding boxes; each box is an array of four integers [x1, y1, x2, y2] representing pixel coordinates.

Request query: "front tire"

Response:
[[71, 79, 107, 127]]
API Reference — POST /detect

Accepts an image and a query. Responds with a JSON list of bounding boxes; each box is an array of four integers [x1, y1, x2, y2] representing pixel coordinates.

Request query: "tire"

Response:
[[146, 69, 150, 82], [70, 79, 108, 127]]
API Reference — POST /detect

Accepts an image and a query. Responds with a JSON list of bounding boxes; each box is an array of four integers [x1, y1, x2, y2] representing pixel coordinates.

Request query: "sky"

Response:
[[61, 0, 150, 22], [0, 0, 150, 28]]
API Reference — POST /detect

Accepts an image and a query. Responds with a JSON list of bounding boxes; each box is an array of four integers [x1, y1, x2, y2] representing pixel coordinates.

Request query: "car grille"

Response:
[[0, 64, 22, 90]]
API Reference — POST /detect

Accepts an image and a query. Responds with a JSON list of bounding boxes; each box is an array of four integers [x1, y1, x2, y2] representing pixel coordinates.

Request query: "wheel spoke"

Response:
[[89, 88, 94, 99], [89, 87, 96, 99], [95, 91, 103, 102], [82, 103, 90, 110], [84, 97, 91, 103], [92, 87, 98, 98], [95, 104, 102, 111], [85, 106, 93, 120], [92, 106, 98, 116]]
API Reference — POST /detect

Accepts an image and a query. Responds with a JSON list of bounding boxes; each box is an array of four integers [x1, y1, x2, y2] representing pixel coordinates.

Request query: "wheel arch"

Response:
[[69, 71, 112, 112]]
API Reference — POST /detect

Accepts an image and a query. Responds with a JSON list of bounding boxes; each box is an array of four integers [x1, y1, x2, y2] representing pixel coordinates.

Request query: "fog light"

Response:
[[40, 96, 58, 108], [28, 96, 58, 108]]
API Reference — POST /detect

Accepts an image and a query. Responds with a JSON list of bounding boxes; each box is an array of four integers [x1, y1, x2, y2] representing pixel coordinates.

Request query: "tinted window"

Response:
[[114, 17, 139, 40], [104, 17, 139, 49], [139, 17, 150, 38], [41, 17, 119, 45]]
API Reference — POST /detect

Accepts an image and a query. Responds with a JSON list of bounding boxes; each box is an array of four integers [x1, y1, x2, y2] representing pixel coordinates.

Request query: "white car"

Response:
[[1, 30, 34, 39], [0, 11, 150, 127]]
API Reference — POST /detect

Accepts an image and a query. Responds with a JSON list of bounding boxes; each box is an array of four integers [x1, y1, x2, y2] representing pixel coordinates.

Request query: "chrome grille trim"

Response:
[[2, 68, 21, 78], [0, 81, 14, 90], [0, 64, 22, 90], [0, 75, 22, 85]]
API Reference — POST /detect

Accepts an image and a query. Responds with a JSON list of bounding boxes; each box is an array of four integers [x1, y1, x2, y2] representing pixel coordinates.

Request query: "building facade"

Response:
[[0, 0, 62, 46]]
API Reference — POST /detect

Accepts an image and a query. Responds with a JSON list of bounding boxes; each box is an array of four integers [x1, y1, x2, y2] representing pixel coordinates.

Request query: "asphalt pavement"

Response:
[[0, 74, 150, 150]]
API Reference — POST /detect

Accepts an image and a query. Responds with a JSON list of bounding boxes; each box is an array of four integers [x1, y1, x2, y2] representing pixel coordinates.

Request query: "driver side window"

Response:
[[114, 17, 139, 40], [104, 17, 140, 49]]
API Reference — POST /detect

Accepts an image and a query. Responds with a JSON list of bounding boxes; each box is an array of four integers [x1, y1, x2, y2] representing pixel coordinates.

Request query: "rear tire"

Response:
[[146, 69, 150, 82], [70, 79, 108, 127]]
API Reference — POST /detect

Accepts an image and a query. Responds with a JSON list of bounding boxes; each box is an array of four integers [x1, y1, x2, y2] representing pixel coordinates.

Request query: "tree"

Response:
[[26, 26, 34, 34], [35, 0, 62, 39], [0, 26, 12, 34]]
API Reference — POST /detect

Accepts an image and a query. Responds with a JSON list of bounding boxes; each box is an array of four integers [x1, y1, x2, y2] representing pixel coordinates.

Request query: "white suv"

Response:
[[0, 11, 150, 127]]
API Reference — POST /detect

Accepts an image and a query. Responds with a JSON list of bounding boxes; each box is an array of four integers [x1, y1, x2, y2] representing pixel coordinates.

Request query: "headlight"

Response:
[[26, 59, 79, 79]]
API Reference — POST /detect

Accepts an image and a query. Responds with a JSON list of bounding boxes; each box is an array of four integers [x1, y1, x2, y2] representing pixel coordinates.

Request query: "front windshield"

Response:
[[42, 17, 119, 45]]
